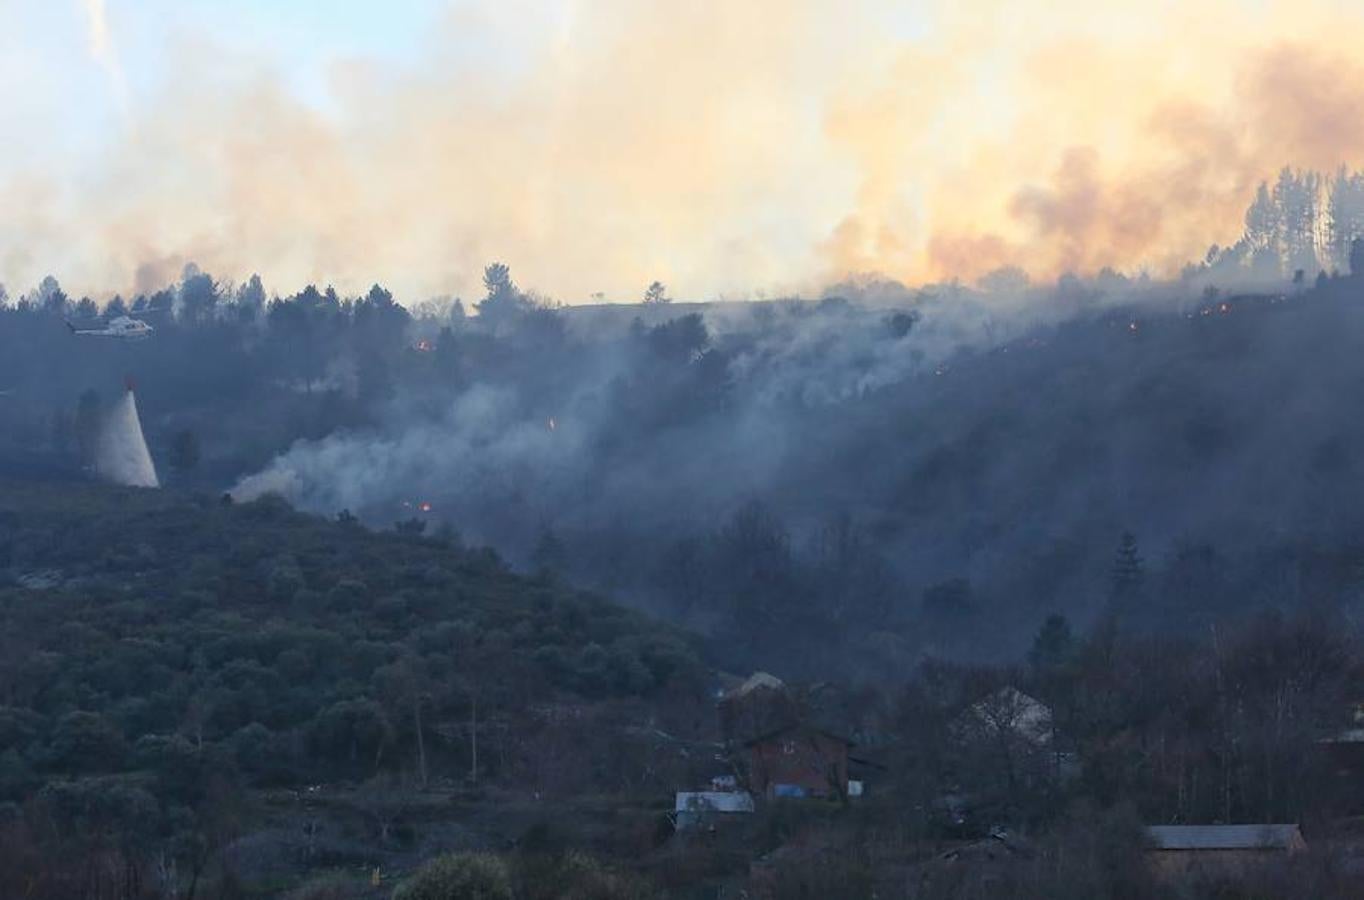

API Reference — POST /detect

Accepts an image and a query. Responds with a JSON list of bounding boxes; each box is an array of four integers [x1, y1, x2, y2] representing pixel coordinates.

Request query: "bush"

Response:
[[42, 711, 126, 773], [756, 851, 875, 900], [515, 852, 658, 900], [392, 853, 513, 900], [286, 873, 371, 899]]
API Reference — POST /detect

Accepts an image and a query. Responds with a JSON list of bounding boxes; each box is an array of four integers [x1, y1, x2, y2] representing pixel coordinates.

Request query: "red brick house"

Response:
[[745, 724, 853, 800]]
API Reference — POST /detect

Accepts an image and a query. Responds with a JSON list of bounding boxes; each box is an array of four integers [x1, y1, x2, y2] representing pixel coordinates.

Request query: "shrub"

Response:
[[756, 851, 875, 900], [42, 711, 127, 773], [392, 852, 513, 900], [514, 852, 658, 900], [287, 873, 370, 899]]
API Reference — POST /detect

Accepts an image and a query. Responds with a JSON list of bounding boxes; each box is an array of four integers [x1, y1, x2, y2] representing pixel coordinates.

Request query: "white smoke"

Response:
[[81, 0, 130, 123], [229, 384, 576, 516], [97, 390, 159, 488]]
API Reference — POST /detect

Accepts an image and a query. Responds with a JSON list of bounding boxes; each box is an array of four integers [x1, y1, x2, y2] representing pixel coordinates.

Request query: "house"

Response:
[[1317, 728, 1364, 777], [948, 686, 1066, 796], [745, 723, 854, 800], [1316, 702, 1364, 785], [719, 671, 799, 745], [1145, 824, 1305, 878], [954, 687, 1053, 747]]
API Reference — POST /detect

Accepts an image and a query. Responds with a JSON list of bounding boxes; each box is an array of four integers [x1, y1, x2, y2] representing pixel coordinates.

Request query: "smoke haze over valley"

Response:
[[16, 4, 1364, 896]]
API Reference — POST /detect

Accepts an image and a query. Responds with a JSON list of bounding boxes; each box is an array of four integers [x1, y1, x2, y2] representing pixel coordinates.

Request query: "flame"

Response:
[[414, 339, 434, 353], [548, 417, 557, 431], [418, 502, 432, 513], [1128, 321, 1139, 332]]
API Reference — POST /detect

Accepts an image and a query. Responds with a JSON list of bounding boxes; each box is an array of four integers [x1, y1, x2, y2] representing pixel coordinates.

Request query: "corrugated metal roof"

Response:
[[1147, 824, 1302, 850]]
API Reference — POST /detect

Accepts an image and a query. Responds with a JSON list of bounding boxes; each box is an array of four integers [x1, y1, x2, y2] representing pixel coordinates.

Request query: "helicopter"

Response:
[[65, 315, 155, 340]]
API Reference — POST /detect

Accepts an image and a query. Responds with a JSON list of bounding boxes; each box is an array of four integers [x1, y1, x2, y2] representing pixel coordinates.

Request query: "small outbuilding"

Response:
[[674, 790, 755, 829], [1146, 824, 1305, 878]]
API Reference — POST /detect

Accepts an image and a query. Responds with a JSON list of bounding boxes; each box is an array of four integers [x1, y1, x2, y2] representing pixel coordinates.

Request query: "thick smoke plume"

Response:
[[97, 389, 159, 488], [209, 244, 1364, 666], [10, 1, 1364, 302]]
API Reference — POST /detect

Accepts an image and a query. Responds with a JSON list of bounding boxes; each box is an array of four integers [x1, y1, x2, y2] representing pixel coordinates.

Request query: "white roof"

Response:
[[730, 672, 786, 698], [675, 791, 755, 813], [962, 687, 1053, 745]]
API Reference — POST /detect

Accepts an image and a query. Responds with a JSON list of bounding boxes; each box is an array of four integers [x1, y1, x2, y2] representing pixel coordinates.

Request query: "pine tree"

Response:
[[1111, 532, 1144, 602], [1244, 182, 1277, 254], [643, 280, 670, 305], [532, 525, 565, 573], [475, 262, 526, 331], [1029, 614, 1076, 672], [168, 429, 201, 473], [1351, 239, 1364, 279], [1329, 167, 1364, 270]]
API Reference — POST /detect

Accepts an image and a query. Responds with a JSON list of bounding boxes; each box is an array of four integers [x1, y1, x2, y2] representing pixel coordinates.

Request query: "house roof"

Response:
[[1146, 825, 1303, 851], [957, 686, 1053, 745], [742, 722, 855, 748], [1319, 728, 1364, 744], [848, 754, 889, 772], [725, 671, 787, 699]]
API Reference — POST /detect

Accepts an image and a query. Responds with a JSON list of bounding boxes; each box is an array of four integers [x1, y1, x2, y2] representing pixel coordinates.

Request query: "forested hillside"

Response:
[[8, 483, 1364, 898], [0, 480, 708, 895]]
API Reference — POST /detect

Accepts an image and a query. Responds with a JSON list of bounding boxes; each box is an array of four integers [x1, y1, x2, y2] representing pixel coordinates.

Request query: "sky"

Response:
[[5, 1, 1364, 304]]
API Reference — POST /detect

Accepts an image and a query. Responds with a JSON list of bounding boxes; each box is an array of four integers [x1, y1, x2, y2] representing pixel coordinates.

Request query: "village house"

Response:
[[1145, 824, 1305, 878], [954, 686, 1053, 747], [1316, 701, 1364, 792], [704, 672, 873, 802], [745, 723, 855, 800], [719, 671, 799, 745], [949, 685, 1074, 792]]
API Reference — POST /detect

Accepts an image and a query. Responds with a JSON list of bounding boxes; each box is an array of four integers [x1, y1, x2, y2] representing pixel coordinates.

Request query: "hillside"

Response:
[[769, 281, 1364, 648], [15, 273, 1364, 678], [0, 481, 710, 894]]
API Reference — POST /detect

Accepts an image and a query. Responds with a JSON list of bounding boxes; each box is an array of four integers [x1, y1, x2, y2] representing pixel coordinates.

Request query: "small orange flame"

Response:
[[414, 339, 434, 352], [548, 417, 557, 431], [418, 502, 432, 513]]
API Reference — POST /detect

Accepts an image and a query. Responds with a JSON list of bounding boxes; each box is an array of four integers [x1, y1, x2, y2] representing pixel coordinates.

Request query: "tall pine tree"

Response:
[[1111, 531, 1144, 604]]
